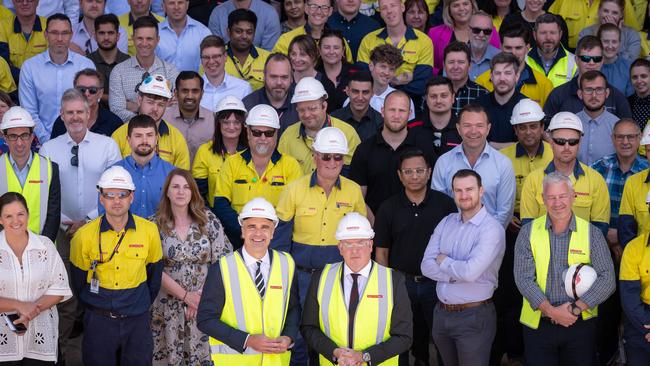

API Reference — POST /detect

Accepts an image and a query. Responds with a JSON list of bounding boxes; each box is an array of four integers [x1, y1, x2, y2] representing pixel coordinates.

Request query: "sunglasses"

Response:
[[552, 137, 580, 146], [320, 153, 344, 161], [76, 86, 100, 95], [71, 145, 79, 167], [578, 55, 603, 63], [470, 27, 492, 36], [101, 191, 131, 200], [249, 129, 276, 137]]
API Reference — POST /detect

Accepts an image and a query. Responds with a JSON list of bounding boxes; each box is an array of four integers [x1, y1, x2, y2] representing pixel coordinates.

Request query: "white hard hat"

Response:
[[563, 263, 597, 300], [1, 106, 35, 130], [312, 127, 348, 154], [138, 74, 172, 99], [97, 166, 136, 191], [246, 104, 280, 129], [511, 99, 545, 125], [215, 95, 247, 114], [291, 77, 328, 104], [640, 124, 650, 145], [335, 212, 374, 240], [548, 112, 584, 134], [238, 197, 279, 227]]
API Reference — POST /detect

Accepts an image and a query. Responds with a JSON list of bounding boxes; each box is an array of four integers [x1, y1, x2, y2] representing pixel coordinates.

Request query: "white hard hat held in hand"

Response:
[[510, 98, 545, 125], [238, 197, 279, 227], [291, 77, 328, 104], [563, 263, 597, 300], [1, 106, 35, 130], [97, 166, 136, 191], [312, 127, 348, 155], [138, 74, 172, 99], [335, 212, 374, 241], [246, 104, 281, 129], [640, 124, 650, 145]]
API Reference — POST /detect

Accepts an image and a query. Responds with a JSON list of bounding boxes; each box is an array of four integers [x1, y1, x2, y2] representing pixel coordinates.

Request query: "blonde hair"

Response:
[[442, 0, 479, 27]]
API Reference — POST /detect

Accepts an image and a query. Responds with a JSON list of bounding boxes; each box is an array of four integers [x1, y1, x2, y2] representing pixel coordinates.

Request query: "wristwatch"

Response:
[[362, 352, 371, 363], [569, 302, 582, 316]]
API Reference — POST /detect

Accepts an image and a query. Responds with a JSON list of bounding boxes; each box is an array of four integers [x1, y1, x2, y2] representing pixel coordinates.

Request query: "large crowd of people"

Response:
[[0, 0, 650, 365]]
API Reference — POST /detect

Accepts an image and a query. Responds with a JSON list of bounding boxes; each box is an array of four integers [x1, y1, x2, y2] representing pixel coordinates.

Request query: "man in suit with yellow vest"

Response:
[[197, 197, 300, 366], [0, 106, 60, 242], [514, 171, 615, 366], [301, 212, 412, 366]]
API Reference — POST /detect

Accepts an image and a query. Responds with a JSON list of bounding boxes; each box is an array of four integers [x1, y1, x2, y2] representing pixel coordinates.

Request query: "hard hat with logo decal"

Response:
[[246, 104, 281, 129], [238, 197, 279, 227], [511, 98, 545, 125], [312, 127, 348, 155], [547, 111, 584, 134], [335, 212, 374, 240], [215, 95, 247, 114], [640, 124, 650, 145], [563, 263, 597, 300], [97, 166, 136, 191], [138, 73, 172, 99], [1, 106, 35, 130], [291, 77, 328, 104]]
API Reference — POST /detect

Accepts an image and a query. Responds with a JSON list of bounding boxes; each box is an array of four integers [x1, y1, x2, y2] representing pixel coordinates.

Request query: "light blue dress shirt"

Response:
[[99, 155, 175, 218], [469, 45, 500, 81], [602, 58, 634, 97], [18, 51, 96, 144], [576, 109, 619, 166], [421, 206, 505, 305], [157, 16, 212, 72], [208, 0, 281, 51], [200, 73, 252, 112], [431, 142, 516, 228], [8, 152, 33, 187]]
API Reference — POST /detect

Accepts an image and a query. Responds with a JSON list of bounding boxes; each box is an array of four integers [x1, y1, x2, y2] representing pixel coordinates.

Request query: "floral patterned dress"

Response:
[[150, 209, 232, 366]]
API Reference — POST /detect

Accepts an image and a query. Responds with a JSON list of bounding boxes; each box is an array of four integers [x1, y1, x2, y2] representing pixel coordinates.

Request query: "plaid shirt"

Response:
[[452, 80, 489, 116], [591, 154, 650, 226]]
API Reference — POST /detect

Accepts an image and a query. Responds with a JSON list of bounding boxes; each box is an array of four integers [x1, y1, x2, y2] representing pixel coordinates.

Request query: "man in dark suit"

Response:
[[197, 197, 300, 365], [301, 212, 413, 365]]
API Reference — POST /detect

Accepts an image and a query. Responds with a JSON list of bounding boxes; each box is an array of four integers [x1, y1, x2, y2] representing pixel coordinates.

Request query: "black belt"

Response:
[[86, 305, 129, 319], [404, 274, 431, 283], [296, 265, 318, 274]]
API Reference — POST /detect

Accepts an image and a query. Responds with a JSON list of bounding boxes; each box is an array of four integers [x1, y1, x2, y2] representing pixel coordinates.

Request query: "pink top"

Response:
[[428, 24, 501, 75]]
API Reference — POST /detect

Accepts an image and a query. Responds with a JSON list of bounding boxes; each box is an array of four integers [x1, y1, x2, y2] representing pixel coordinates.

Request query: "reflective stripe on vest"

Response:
[[520, 215, 597, 329], [317, 262, 397, 366], [528, 51, 577, 87], [209, 249, 294, 366], [0, 154, 51, 234]]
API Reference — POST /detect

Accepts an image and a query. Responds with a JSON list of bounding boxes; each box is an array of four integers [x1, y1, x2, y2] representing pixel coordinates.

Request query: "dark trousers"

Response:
[[0, 360, 55, 366], [596, 253, 620, 366], [522, 318, 597, 366], [399, 276, 437, 366], [625, 343, 650, 366], [294, 269, 313, 366], [82, 310, 153, 366]]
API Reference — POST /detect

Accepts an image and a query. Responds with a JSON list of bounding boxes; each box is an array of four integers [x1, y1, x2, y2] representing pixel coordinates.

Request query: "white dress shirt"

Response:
[[71, 20, 129, 55], [0, 231, 72, 362], [241, 247, 271, 287], [200, 73, 252, 112], [342, 261, 372, 306], [157, 16, 212, 72], [39, 130, 122, 223]]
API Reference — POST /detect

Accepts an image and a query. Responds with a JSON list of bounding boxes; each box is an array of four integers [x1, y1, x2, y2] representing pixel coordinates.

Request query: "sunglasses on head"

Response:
[[319, 153, 344, 161], [470, 27, 492, 36], [249, 129, 276, 137], [552, 137, 580, 146], [76, 86, 100, 95], [578, 55, 603, 63]]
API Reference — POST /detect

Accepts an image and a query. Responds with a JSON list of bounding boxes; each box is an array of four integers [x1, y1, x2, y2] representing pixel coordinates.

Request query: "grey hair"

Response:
[[542, 171, 574, 194], [61, 88, 89, 112]]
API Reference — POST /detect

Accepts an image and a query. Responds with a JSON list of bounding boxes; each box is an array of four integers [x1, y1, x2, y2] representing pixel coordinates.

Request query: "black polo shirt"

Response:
[[50, 107, 124, 140], [477, 91, 526, 143], [374, 189, 457, 275], [331, 104, 383, 142], [349, 128, 437, 213], [408, 112, 461, 156]]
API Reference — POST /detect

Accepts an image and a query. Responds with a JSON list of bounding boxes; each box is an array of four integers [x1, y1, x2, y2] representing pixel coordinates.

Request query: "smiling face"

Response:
[[200, 46, 226, 79], [176, 77, 203, 113], [219, 112, 244, 141], [452, 175, 483, 214], [128, 0, 152, 17], [379, 0, 405, 28], [314, 151, 344, 180], [457, 110, 490, 150], [289, 44, 316, 74], [346, 80, 373, 114], [612, 121, 641, 160], [163, 0, 189, 23], [542, 180, 574, 222], [297, 99, 328, 131], [228, 20, 255, 53], [449, 0, 472, 25], [369, 61, 397, 88], [444, 51, 470, 83], [469, 14, 492, 51], [4, 127, 34, 163], [599, 29, 620, 60], [319, 36, 344, 66], [631, 65, 650, 98], [138, 94, 168, 122], [133, 25, 159, 59], [0, 200, 29, 236], [241, 217, 275, 252], [398, 155, 431, 193], [13, 0, 38, 18], [75, 74, 103, 109], [598, 1, 622, 24], [285, 0, 306, 20], [525, 0, 544, 13], [61, 99, 89, 136], [305, 0, 333, 27]]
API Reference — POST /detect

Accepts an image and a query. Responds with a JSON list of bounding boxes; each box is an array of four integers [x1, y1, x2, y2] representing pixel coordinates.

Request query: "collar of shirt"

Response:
[[453, 205, 490, 225], [160, 16, 201, 33], [544, 212, 577, 233], [241, 246, 271, 272], [309, 170, 342, 189], [99, 212, 137, 232], [343, 260, 372, 280], [519, 64, 536, 86], [226, 42, 260, 59], [338, 105, 378, 125], [129, 55, 164, 71], [13, 16, 43, 33], [299, 115, 333, 138], [374, 128, 417, 148], [171, 106, 206, 122], [377, 26, 418, 41], [455, 140, 492, 161], [645, 169, 650, 183], [577, 108, 616, 125], [44, 50, 75, 66], [515, 141, 545, 158], [0, 230, 47, 253], [74, 20, 90, 38], [203, 73, 237, 90], [544, 160, 585, 178], [330, 11, 361, 24], [258, 88, 293, 112], [64, 129, 91, 146], [398, 188, 434, 208], [530, 45, 565, 68], [9, 151, 33, 172], [240, 148, 282, 165], [472, 45, 499, 64], [158, 120, 170, 136], [416, 111, 457, 132], [124, 154, 163, 171]]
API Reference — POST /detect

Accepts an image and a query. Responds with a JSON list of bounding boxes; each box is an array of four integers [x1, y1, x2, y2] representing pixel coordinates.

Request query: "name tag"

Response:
[[366, 294, 383, 299], [270, 285, 282, 290]]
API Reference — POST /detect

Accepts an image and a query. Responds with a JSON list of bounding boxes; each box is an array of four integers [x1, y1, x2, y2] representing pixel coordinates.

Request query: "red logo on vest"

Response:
[[270, 285, 282, 290], [366, 294, 383, 299], [28, 180, 43, 184]]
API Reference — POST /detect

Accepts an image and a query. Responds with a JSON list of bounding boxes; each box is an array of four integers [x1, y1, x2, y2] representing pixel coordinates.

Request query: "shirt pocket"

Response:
[[125, 244, 148, 263], [572, 193, 593, 218]]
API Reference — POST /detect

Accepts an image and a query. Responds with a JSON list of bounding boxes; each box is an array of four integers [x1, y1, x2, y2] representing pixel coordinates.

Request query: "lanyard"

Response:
[[229, 53, 252, 81], [98, 229, 127, 264]]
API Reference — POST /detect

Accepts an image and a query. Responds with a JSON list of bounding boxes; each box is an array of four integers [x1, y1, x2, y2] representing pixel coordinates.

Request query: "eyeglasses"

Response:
[[319, 153, 344, 162], [76, 86, 100, 95], [200, 54, 224, 62], [4, 132, 31, 141], [578, 55, 603, 63], [400, 168, 428, 177], [614, 133, 640, 142], [552, 137, 580, 146], [581, 87, 607, 95], [70, 145, 79, 167], [306, 3, 332, 12], [341, 240, 370, 249], [101, 191, 131, 200], [470, 27, 492, 36], [249, 129, 276, 137]]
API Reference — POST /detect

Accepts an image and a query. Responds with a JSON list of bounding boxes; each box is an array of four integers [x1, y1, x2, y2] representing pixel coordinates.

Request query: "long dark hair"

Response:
[[211, 110, 248, 155], [479, 0, 518, 18]]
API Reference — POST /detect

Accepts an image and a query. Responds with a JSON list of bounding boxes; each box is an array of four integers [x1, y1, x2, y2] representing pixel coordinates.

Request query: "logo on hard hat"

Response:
[[520, 112, 531, 116], [347, 226, 359, 230], [155, 75, 164, 82], [113, 178, 126, 182], [252, 208, 265, 212]]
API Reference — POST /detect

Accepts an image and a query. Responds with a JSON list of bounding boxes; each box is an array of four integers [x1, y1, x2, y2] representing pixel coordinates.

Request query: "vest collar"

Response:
[[544, 161, 585, 178], [377, 26, 418, 41], [99, 212, 136, 233], [309, 170, 342, 189], [240, 148, 282, 164], [13, 16, 43, 33], [515, 141, 545, 158]]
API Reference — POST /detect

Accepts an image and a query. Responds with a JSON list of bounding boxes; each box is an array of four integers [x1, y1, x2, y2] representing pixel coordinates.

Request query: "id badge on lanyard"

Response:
[[89, 230, 126, 294], [89, 260, 100, 294]]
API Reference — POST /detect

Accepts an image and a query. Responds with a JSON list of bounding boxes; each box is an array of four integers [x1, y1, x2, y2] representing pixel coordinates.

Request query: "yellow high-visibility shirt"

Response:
[[501, 142, 554, 214], [224, 45, 269, 91], [272, 25, 354, 63]]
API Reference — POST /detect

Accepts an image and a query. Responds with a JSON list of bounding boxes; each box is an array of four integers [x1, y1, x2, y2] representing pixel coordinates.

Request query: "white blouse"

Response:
[[0, 231, 72, 362]]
